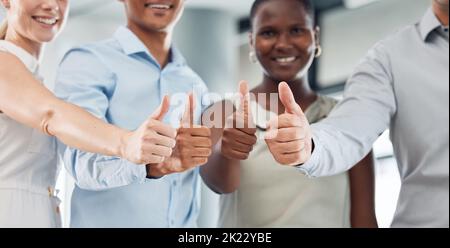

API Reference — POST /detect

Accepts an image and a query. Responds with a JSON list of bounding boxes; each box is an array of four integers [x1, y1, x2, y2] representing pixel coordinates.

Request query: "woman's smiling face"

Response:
[[2, 0, 69, 43], [250, 0, 319, 83]]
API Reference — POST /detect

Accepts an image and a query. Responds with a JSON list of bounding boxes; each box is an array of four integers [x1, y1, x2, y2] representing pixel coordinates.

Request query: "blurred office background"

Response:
[[0, 0, 431, 228]]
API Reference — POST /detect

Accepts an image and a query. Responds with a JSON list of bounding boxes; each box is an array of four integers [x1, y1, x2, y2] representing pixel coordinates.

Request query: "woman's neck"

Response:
[[253, 75, 318, 114], [5, 30, 42, 59], [127, 22, 173, 68]]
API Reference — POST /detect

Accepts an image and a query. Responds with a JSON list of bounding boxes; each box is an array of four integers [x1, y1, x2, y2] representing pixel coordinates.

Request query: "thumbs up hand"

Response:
[[221, 81, 257, 160], [265, 82, 313, 166], [146, 93, 212, 178], [121, 95, 177, 165], [175, 92, 212, 167]]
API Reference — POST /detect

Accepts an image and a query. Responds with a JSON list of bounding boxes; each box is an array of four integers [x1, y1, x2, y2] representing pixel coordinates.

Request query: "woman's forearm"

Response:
[[200, 102, 243, 194], [44, 99, 129, 157], [0, 53, 134, 159], [199, 123, 241, 194], [200, 142, 242, 194]]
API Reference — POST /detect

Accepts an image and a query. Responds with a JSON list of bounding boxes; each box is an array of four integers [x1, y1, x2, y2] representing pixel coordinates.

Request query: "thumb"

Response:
[[181, 92, 196, 127], [150, 95, 171, 121], [278, 82, 304, 116], [238, 80, 251, 116]]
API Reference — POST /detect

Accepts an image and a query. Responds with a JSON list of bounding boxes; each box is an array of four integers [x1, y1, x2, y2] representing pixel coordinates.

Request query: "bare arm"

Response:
[[0, 52, 176, 165], [201, 130, 242, 194], [349, 151, 378, 228]]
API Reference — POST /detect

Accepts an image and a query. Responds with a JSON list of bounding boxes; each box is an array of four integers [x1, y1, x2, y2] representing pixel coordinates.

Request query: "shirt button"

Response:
[[170, 220, 175, 226], [172, 181, 177, 187]]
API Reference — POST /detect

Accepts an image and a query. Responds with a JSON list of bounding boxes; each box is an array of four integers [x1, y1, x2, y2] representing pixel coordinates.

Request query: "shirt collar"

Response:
[[113, 26, 185, 67], [439, 25, 449, 41], [0, 40, 39, 74], [419, 8, 444, 41]]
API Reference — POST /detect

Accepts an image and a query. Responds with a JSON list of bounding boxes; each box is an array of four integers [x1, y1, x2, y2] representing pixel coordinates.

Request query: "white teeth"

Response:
[[35, 17, 57, 25], [146, 4, 171, 9], [276, 57, 296, 63]]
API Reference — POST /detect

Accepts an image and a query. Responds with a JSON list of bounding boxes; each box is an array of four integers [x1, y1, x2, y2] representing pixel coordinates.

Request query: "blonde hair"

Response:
[[0, 20, 6, 40]]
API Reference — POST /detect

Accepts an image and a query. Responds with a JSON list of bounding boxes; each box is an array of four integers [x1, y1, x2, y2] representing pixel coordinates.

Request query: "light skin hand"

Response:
[[121, 95, 177, 165], [221, 81, 257, 160], [147, 93, 213, 178], [265, 82, 313, 166]]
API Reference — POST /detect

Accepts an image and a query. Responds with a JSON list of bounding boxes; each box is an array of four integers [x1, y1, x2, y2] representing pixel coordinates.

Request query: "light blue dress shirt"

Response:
[[54, 26, 208, 228], [300, 8, 449, 227]]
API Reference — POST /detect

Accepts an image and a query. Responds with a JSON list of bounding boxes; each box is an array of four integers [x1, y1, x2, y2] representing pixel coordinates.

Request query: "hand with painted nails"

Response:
[[147, 93, 212, 177], [265, 82, 313, 166], [221, 81, 257, 160], [121, 95, 177, 165]]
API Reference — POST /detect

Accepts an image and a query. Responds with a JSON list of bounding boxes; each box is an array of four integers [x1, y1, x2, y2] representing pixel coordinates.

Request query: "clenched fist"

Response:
[[221, 81, 257, 160], [265, 82, 313, 166]]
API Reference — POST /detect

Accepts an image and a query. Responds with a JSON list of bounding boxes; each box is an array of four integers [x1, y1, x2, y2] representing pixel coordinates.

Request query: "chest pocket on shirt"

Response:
[[27, 129, 57, 157]]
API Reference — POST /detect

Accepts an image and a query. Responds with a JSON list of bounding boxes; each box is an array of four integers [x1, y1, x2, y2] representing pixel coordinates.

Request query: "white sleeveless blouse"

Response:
[[0, 40, 61, 227]]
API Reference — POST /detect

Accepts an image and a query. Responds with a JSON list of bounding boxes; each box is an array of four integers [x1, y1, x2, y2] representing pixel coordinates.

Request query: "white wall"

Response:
[[318, 0, 430, 87]]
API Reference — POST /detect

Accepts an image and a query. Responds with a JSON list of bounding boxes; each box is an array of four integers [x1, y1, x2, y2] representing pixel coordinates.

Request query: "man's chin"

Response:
[[143, 22, 172, 32]]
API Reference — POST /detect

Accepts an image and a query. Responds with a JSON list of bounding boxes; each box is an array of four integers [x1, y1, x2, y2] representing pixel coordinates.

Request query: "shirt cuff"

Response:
[[124, 161, 148, 184], [296, 131, 322, 178]]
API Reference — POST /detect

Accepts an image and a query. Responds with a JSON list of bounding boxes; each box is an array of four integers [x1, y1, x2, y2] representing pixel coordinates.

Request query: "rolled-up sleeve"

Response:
[[299, 42, 397, 177], [54, 48, 147, 191]]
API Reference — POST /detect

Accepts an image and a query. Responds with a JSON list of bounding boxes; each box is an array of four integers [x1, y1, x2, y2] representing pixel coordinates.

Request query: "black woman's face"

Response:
[[251, 0, 318, 82]]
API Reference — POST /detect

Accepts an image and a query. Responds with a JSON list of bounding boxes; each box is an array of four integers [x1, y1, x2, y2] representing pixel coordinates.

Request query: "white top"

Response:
[[301, 9, 449, 227], [0, 40, 59, 196], [219, 96, 351, 228]]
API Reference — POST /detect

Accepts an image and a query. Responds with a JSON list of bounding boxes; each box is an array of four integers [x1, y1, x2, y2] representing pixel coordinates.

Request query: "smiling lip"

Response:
[[273, 56, 297, 63], [32, 16, 59, 26], [144, 3, 173, 10]]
